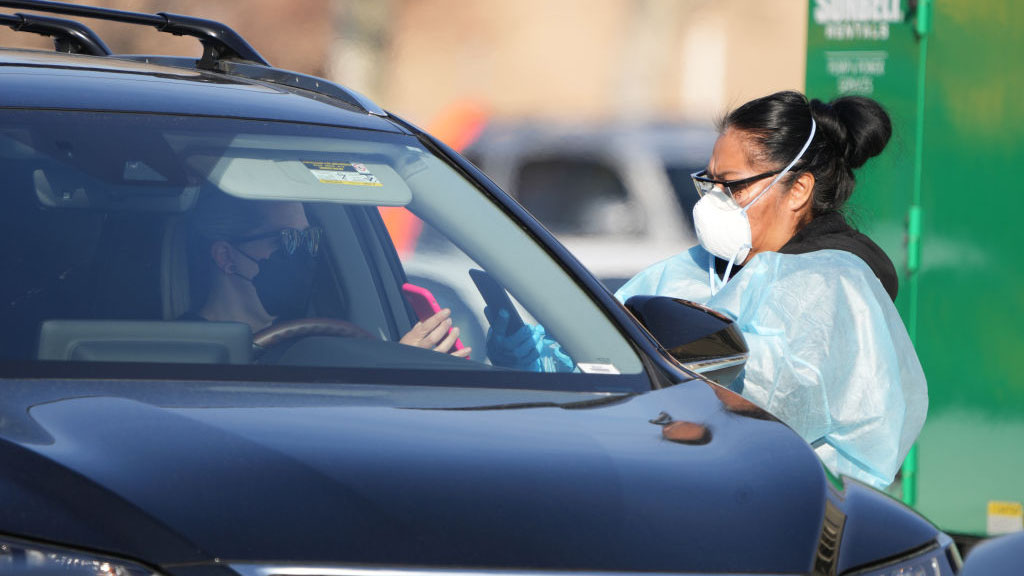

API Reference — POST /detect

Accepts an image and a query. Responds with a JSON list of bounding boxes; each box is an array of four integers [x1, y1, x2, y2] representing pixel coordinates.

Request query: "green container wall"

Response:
[[806, 0, 1024, 536]]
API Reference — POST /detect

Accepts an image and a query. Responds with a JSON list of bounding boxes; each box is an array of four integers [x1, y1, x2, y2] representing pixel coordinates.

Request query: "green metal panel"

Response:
[[807, 0, 1024, 537]]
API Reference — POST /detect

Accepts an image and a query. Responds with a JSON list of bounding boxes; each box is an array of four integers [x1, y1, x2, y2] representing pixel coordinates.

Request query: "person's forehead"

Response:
[[712, 127, 774, 177], [709, 129, 757, 179]]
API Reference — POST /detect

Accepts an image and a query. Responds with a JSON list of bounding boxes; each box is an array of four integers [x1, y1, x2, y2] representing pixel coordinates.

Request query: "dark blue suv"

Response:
[[0, 2, 961, 575]]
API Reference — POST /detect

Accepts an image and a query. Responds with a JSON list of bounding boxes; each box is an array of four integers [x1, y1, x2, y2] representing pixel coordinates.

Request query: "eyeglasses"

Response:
[[232, 226, 323, 257], [690, 169, 781, 201]]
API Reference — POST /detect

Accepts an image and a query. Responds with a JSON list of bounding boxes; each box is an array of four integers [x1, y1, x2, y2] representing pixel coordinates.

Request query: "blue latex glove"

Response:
[[485, 308, 573, 372]]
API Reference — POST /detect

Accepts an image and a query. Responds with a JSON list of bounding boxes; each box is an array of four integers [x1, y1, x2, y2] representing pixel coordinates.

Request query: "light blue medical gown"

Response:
[[615, 245, 928, 489]]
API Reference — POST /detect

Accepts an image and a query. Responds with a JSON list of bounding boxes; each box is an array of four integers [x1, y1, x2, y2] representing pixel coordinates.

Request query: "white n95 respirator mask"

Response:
[[692, 190, 752, 263]]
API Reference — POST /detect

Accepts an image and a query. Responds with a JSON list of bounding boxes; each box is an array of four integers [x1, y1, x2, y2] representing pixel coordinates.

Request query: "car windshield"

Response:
[[0, 110, 646, 392]]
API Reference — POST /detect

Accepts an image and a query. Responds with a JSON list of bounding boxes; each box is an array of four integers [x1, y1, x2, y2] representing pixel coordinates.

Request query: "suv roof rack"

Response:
[[0, 0, 387, 118], [216, 60, 389, 117], [0, 0, 268, 69], [0, 11, 110, 55]]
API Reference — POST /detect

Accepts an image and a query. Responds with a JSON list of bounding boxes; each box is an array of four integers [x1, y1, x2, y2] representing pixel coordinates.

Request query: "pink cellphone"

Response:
[[401, 283, 466, 354]]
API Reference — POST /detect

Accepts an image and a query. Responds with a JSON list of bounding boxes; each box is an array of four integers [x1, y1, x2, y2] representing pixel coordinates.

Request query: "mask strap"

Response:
[[224, 244, 262, 283], [742, 117, 817, 215], [721, 249, 742, 285], [707, 253, 718, 296], [229, 241, 263, 265], [708, 248, 746, 296]]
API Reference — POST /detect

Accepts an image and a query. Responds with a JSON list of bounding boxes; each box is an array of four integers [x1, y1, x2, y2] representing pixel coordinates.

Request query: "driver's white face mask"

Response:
[[693, 117, 817, 293]]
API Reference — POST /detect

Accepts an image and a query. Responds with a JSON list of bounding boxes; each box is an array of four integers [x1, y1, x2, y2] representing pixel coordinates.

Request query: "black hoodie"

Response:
[[715, 212, 899, 301]]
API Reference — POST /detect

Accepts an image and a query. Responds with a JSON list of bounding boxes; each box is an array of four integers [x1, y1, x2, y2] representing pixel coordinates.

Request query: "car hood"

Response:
[[1, 378, 826, 573]]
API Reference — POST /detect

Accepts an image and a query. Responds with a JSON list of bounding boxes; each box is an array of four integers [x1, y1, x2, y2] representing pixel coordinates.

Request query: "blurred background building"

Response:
[[0, 0, 808, 129]]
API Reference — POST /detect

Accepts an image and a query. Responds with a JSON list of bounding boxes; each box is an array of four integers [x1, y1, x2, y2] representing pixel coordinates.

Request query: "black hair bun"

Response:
[[813, 96, 892, 169]]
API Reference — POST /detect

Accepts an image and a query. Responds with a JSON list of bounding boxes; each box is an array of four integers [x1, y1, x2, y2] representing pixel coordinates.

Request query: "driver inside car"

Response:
[[184, 191, 470, 358]]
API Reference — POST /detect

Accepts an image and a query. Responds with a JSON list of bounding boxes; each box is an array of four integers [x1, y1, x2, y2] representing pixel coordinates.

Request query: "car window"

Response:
[[514, 158, 643, 236], [0, 110, 645, 390]]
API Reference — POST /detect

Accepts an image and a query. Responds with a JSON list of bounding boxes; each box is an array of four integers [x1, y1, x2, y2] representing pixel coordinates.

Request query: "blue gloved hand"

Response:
[[485, 308, 574, 372], [485, 307, 543, 368]]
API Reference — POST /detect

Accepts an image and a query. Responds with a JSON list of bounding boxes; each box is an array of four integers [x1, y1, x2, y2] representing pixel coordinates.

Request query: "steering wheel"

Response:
[[253, 317, 375, 357]]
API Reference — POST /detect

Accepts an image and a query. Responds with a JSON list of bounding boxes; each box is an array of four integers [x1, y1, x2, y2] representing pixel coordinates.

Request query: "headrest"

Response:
[[161, 216, 192, 320], [38, 320, 252, 364]]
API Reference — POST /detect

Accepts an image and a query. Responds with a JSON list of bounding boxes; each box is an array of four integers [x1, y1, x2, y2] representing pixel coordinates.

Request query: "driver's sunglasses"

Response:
[[233, 226, 323, 257], [690, 169, 781, 201]]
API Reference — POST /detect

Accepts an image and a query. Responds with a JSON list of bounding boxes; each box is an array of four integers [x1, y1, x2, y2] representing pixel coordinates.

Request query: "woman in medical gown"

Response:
[[615, 90, 927, 489]]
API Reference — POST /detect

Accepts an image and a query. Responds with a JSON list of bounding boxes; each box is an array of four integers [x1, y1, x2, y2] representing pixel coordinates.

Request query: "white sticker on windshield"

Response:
[[302, 160, 382, 187], [577, 363, 620, 375]]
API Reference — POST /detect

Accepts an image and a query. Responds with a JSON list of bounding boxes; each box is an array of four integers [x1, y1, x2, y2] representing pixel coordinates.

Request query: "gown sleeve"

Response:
[[614, 245, 714, 305]]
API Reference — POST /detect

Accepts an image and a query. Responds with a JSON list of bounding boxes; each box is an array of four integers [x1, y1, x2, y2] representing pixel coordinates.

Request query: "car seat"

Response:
[[161, 214, 193, 320], [0, 159, 103, 360], [33, 213, 253, 365], [37, 319, 252, 364]]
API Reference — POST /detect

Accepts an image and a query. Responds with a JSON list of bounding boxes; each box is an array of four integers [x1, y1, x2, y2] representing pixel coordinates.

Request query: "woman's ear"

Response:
[[209, 240, 236, 275], [787, 172, 816, 213]]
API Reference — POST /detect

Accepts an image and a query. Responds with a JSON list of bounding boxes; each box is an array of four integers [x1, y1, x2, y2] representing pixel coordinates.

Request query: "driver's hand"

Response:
[[399, 308, 472, 358]]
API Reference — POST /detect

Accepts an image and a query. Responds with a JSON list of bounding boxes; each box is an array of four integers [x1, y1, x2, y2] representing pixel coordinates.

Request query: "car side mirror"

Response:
[[624, 295, 748, 385]]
